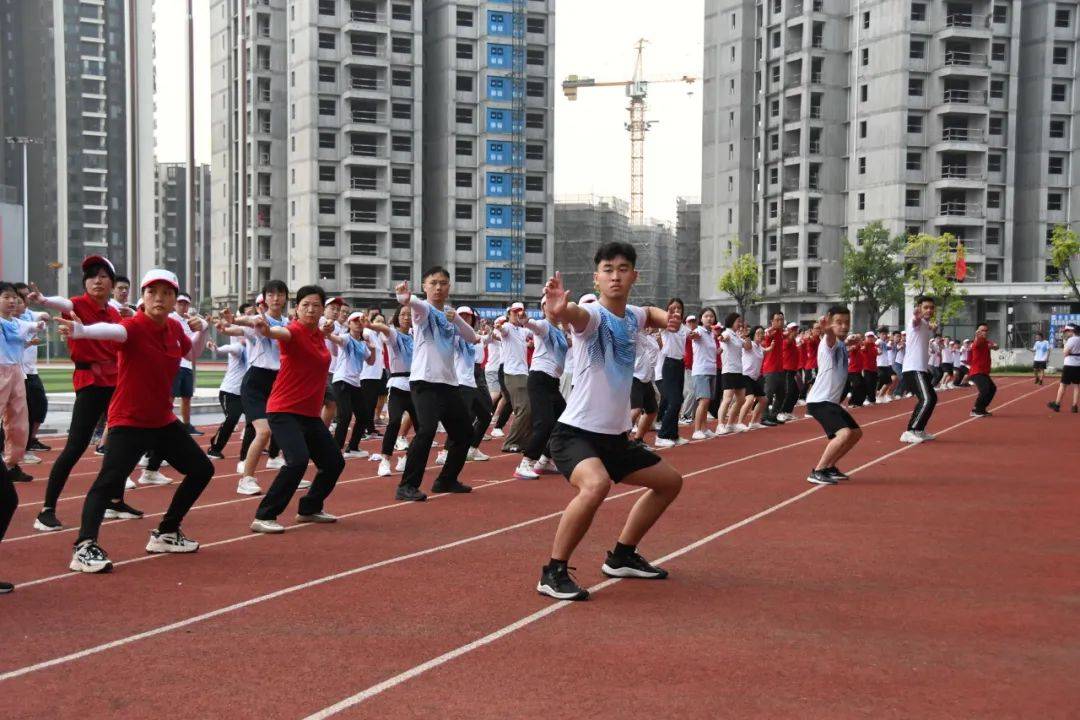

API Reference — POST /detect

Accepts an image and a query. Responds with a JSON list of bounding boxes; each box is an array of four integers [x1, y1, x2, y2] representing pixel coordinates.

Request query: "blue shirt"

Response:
[[0, 316, 39, 366]]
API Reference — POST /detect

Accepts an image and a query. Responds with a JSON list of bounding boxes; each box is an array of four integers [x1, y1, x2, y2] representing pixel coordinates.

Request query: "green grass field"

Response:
[[37, 368, 225, 393]]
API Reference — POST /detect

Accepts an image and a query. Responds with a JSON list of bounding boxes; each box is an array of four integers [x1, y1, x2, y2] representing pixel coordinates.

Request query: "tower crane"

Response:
[[562, 39, 696, 225]]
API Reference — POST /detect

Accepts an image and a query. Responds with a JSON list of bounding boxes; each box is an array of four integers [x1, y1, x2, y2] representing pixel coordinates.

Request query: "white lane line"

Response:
[[299, 382, 1049, 719]]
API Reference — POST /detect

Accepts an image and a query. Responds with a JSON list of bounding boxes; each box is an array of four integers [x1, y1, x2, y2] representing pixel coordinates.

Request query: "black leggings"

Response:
[[400, 381, 472, 490], [523, 371, 565, 461], [905, 370, 937, 431], [380, 386, 415, 456], [782, 370, 800, 413], [210, 391, 243, 454], [657, 357, 685, 440], [256, 413, 345, 520], [494, 367, 513, 429], [970, 373, 997, 412], [764, 371, 787, 420], [0, 464, 15, 541], [78, 421, 214, 542], [444, 385, 493, 454], [357, 378, 383, 437], [847, 372, 866, 407], [44, 385, 115, 510], [861, 370, 878, 403], [332, 381, 366, 451]]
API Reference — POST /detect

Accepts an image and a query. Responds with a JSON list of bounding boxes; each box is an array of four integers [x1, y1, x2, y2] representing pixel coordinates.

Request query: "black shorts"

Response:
[[941, 362, 954, 375], [24, 374, 47, 424], [171, 367, 194, 399], [631, 378, 658, 414], [1063, 365, 1080, 385], [324, 373, 336, 404], [806, 401, 860, 439], [721, 372, 745, 391], [1033, 360, 1047, 370], [743, 376, 765, 397], [240, 366, 278, 421], [549, 422, 661, 483], [876, 366, 893, 385]]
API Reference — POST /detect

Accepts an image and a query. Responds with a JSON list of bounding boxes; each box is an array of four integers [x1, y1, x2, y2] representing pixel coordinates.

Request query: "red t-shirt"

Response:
[[67, 294, 122, 391], [108, 312, 191, 429], [762, 328, 783, 374], [860, 342, 878, 372], [782, 337, 799, 371], [968, 337, 991, 376], [848, 345, 862, 373], [683, 334, 694, 370], [267, 321, 332, 417], [805, 336, 821, 369]]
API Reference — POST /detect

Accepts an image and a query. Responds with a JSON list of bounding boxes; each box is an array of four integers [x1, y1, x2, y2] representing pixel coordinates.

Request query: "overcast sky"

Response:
[[154, 0, 704, 223]]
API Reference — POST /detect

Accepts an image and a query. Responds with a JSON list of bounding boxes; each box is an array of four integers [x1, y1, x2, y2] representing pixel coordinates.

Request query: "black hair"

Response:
[[976, 321, 989, 330], [915, 295, 936, 305], [115, 275, 130, 285], [13, 282, 28, 294], [826, 305, 851, 317], [723, 311, 741, 329], [750, 325, 764, 336], [1035, 331, 1044, 339], [83, 261, 115, 285], [594, 241, 637, 267], [238, 303, 252, 314], [294, 284, 326, 306], [666, 297, 685, 314], [699, 307, 718, 323], [263, 279, 289, 297], [421, 266, 450, 281], [877, 327, 889, 335], [391, 304, 411, 328], [771, 311, 785, 322], [0, 281, 17, 296]]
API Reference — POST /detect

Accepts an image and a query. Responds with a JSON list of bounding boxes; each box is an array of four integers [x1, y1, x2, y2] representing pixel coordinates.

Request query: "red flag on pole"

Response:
[[954, 240, 967, 282]]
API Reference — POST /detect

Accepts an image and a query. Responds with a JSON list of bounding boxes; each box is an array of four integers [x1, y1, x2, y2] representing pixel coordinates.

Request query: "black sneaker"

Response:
[[601, 550, 668, 579], [1073, 406, 1079, 414], [823, 466, 850, 481], [807, 469, 838, 485], [536, 564, 589, 601], [33, 509, 63, 532], [104, 500, 144, 520], [760, 418, 780, 427], [187, 424, 204, 436], [69, 540, 113, 573], [94, 444, 106, 456], [1048, 401, 1061, 412], [395, 485, 427, 502], [431, 480, 472, 494], [0, 581, 13, 594], [206, 448, 225, 460], [9, 466, 32, 483], [27, 439, 51, 452]]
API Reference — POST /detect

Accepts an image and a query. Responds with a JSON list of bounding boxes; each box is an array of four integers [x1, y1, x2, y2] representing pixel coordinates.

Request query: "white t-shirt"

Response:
[[214, 338, 248, 395], [1064, 335, 1080, 367], [326, 320, 346, 373], [957, 347, 970, 367], [527, 319, 567, 379], [876, 339, 891, 367], [400, 295, 477, 386], [893, 344, 905, 366], [559, 302, 646, 435], [486, 339, 502, 372], [902, 316, 930, 373], [243, 313, 287, 370], [1032, 340, 1051, 362], [806, 336, 848, 405], [453, 332, 479, 388], [742, 342, 764, 380], [633, 331, 659, 383], [689, 326, 717, 376], [498, 323, 531, 376], [19, 309, 40, 375], [332, 333, 372, 387], [360, 328, 384, 381], [660, 326, 688, 360], [719, 328, 744, 375], [385, 326, 413, 392], [928, 339, 942, 367]]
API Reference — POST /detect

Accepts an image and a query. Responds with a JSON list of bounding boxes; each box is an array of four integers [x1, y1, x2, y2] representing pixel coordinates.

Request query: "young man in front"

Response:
[[1048, 323, 1080, 412], [967, 322, 998, 417], [537, 242, 683, 601], [899, 296, 938, 443], [805, 306, 863, 486]]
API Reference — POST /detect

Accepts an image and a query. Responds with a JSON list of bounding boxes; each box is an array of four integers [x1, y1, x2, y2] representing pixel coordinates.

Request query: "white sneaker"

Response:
[[655, 438, 676, 448], [862, 400, 872, 406], [748, 422, 765, 430], [678, 418, 692, 426], [796, 399, 807, 406], [491, 428, 505, 438], [22, 453, 41, 465], [437, 423, 446, 434], [138, 469, 173, 486], [703, 429, 718, 438], [394, 437, 409, 451], [533, 456, 557, 474], [514, 458, 539, 479], [266, 456, 286, 470], [435, 450, 448, 465], [368, 453, 383, 462], [146, 529, 199, 554], [296, 511, 337, 524], [250, 518, 284, 534], [236, 476, 262, 495], [138, 454, 150, 467], [395, 455, 408, 472], [377, 458, 392, 476], [915, 430, 935, 441], [779, 413, 794, 422], [297, 480, 312, 490], [235, 461, 246, 475], [125, 477, 137, 490], [691, 430, 708, 441], [899, 431, 923, 444], [467, 447, 490, 462], [734, 423, 749, 432], [343, 449, 369, 459], [717, 425, 734, 436]]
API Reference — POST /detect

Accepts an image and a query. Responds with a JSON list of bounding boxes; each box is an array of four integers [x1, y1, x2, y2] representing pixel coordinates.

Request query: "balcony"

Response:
[[944, 13, 984, 29], [943, 50, 988, 67], [938, 201, 983, 217], [349, 209, 378, 223], [781, 246, 799, 260], [783, 178, 800, 191], [350, 177, 378, 191], [350, 141, 381, 157], [808, 140, 821, 154], [350, 109, 387, 125], [783, 147, 801, 158], [783, 280, 799, 293], [810, 71, 823, 84], [350, 76, 386, 92], [942, 89, 985, 104], [785, 75, 802, 89], [782, 211, 800, 225], [784, 109, 802, 122], [939, 127, 985, 143], [939, 164, 983, 180]]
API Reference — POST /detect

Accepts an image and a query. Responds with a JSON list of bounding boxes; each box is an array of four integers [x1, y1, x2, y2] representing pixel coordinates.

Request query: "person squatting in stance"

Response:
[[513, 299, 568, 479], [805, 307, 864, 486], [536, 242, 683, 602], [330, 311, 379, 459], [655, 297, 687, 446], [736, 326, 767, 429], [249, 285, 356, 534], [206, 303, 255, 460], [967, 322, 998, 418], [436, 306, 493, 467], [369, 307, 416, 476], [899, 296, 939, 444], [62, 269, 213, 573]]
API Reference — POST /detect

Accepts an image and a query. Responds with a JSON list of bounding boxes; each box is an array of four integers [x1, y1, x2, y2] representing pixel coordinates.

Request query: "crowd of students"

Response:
[[0, 245, 1075, 598]]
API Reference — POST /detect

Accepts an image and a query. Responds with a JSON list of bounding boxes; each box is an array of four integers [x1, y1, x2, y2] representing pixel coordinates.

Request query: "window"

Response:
[[392, 200, 411, 217], [391, 167, 411, 185], [525, 143, 544, 160], [987, 190, 1001, 209], [527, 48, 545, 66], [1052, 83, 1067, 102], [858, 192, 866, 210], [525, 236, 544, 254], [456, 42, 473, 60], [455, 171, 472, 188], [318, 165, 335, 182], [526, 16, 545, 34], [319, 229, 336, 248], [988, 153, 1002, 173], [526, 80, 545, 98], [525, 112, 544, 129], [391, 3, 411, 21], [1056, 7, 1071, 28], [769, 133, 779, 151], [318, 65, 336, 83], [392, 69, 412, 87], [455, 235, 473, 251], [906, 112, 923, 133], [1048, 192, 1063, 211], [771, 31, 781, 49], [906, 151, 921, 170], [1049, 155, 1065, 174], [992, 42, 1005, 62], [451, 105, 474, 125], [858, 156, 867, 175], [391, 135, 411, 152], [807, 233, 819, 258], [319, 132, 335, 149], [768, 268, 777, 286], [986, 226, 1000, 244], [391, 265, 410, 283], [861, 48, 869, 66], [905, 189, 920, 208], [318, 98, 335, 116], [318, 32, 335, 50], [992, 3, 1007, 23], [525, 206, 544, 223], [1050, 119, 1066, 138], [990, 79, 1004, 99], [392, 36, 412, 54], [910, 40, 925, 59], [455, 266, 473, 283], [985, 263, 1000, 282], [859, 120, 867, 138], [318, 0, 335, 15], [911, 3, 926, 21], [525, 174, 544, 192], [769, 167, 778, 186], [860, 84, 868, 102], [908, 78, 924, 97], [456, 9, 473, 27], [1054, 45, 1069, 65], [455, 203, 472, 220], [456, 139, 473, 156], [392, 232, 411, 249], [989, 116, 1004, 136], [318, 263, 336, 281], [392, 102, 411, 120], [455, 74, 479, 94], [319, 198, 336, 215], [862, 10, 870, 29]]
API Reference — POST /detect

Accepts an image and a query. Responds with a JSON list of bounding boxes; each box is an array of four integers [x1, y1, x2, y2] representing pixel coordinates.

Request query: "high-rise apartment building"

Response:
[[155, 163, 212, 303], [210, 0, 555, 310], [702, 0, 1078, 335], [0, 0, 154, 294]]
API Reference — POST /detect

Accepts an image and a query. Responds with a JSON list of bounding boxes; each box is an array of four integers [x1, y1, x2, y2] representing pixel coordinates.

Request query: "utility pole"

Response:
[[4, 136, 41, 279], [186, 0, 196, 298]]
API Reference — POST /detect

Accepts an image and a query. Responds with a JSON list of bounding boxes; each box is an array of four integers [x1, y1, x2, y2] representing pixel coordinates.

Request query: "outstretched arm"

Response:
[[58, 317, 127, 343], [645, 306, 677, 332]]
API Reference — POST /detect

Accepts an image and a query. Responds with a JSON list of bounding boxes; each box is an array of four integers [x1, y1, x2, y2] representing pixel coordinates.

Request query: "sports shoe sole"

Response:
[[431, 485, 472, 494], [536, 582, 589, 601], [146, 541, 199, 554], [600, 563, 666, 579], [250, 521, 285, 534], [33, 519, 62, 533], [103, 510, 143, 520], [514, 472, 539, 480], [296, 514, 337, 524], [69, 559, 113, 573]]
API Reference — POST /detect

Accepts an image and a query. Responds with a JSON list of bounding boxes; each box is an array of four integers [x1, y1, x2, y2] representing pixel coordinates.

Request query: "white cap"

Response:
[[786, 322, 799, 329], [347, 311, 366, 323], [456, 305, 474, 316], [256, 293, 265, 305], [509, 302, 525, 312], [140, 269, 179, 291], [685, 314, 698, 322], [578, 293, 597, 304], [326, 296, 344, 306], [177, 293, 191, 303], [865, 331, 876, 337]]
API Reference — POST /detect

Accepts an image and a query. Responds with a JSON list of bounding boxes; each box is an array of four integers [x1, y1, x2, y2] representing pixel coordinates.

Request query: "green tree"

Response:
[[904, 232, 966, 324], [1047, 224, 1080, 302], [840, 221, 905, 328], [717, 248, 762, 317]]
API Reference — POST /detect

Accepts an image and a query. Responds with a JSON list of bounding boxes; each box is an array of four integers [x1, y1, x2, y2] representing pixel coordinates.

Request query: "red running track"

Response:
[[0, 378, 1076, 719]]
